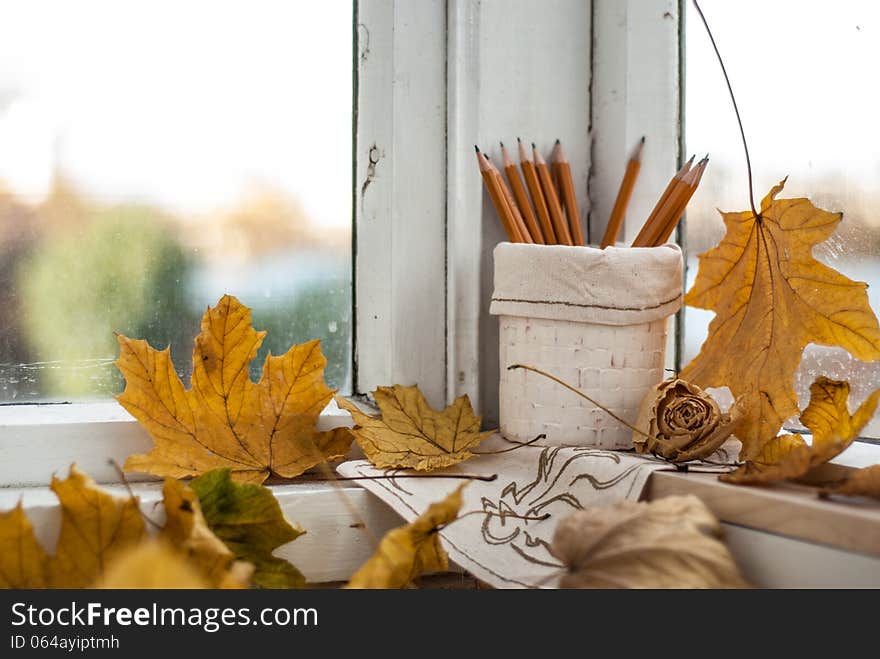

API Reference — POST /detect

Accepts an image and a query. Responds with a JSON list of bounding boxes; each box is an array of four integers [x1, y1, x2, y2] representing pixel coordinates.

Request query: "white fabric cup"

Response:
[[490, 243, 683, 449]]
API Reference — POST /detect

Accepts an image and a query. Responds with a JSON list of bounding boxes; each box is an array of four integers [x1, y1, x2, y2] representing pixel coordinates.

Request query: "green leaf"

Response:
[[190, 469, 306, 588]]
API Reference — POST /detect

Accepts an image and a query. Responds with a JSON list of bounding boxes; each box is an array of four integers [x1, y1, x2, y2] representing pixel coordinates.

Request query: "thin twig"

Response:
[[474, 433, 546, 455], [334, 473, 498, 483], [107, 459, 162, 531], [508, 364, 652, 439], [692, 0, 759, 221]]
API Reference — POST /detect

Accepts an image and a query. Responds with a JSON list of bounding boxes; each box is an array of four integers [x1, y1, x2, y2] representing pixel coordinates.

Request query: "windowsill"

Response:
[[2, 401, 879, 586], [0, 399, 355, 487]]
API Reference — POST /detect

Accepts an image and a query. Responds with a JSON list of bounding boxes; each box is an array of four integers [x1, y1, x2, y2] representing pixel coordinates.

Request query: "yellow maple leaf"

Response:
[[49, 465, 147, 588], [821, 464, 880, 500], [118, 294, 352, 483], [721, 377, 880, 485], [96, 542, 212, 589], [0, 503, 49, 588], [337, 386, 494, 470], [681, 180, 880, 458], [346, 484, 465, 589]]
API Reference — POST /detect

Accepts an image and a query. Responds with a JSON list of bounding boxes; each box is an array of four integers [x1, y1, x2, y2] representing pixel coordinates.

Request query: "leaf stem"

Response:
[[507, 364, 652, 439], [474, 433, 546, 455], [692, 0, 759, 221]]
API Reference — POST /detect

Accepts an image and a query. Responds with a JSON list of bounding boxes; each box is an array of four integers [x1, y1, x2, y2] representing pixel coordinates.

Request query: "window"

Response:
[[0, 0, 353, 403], [684, 0, 880, 436]]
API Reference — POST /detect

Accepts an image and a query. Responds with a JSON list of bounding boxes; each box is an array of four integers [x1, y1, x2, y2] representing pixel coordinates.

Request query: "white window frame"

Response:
[[2, 0, 880, 587]]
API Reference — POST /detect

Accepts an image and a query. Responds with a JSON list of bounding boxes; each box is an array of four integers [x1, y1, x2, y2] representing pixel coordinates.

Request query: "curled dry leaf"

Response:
[[346, 484, 465, 589], [721, 377, 880, 485], [550, 495, 748, 589], [118, 294, 353, 483], [190, 468, 306, 589], [632, 378, 739, 463], [160, 478, 254, 588], [821, 465, 880, 500], [681, 180, 880, 459], [337, 386, 494, 471]]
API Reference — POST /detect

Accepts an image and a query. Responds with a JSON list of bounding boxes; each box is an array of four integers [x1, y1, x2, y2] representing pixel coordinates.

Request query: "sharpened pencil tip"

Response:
[[555, 138, 560, 145], [516, 137, 521, 143], [474, 145, 480, 152], [531, 142, 536, 149], [499, 141, 504, 147]]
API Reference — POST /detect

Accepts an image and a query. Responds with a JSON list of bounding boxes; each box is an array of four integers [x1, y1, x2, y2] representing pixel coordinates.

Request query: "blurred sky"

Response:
[[0, 0, 353, 228], [686, 0, 880, 210]]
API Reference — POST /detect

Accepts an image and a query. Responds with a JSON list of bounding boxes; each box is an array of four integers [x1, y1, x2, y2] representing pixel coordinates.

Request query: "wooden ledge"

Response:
[[645, 469, 880, 558]]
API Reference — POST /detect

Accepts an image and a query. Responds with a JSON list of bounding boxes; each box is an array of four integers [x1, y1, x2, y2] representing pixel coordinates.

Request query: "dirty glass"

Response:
[[684, 0, 880, 436], [0, 0, 353, 402]]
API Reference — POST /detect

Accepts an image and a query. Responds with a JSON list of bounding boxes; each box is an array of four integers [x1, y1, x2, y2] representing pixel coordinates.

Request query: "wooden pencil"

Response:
[[551, 139, 584, 246], [633, 157, 703, 247], [631, 155, 694, 247], [601, 136, 645, 248], [476, 146, 522, 242], [533, 143, 573, 245], [501, 142, 544, 243], [487, 154, 534, 243], [518, 138, 557, 244], [653, 157, 708, 245]]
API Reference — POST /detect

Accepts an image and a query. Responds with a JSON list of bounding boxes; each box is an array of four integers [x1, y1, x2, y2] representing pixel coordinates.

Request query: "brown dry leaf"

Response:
[[0, 503, 49, 588], [160, 478, 253, 588], [550, 495, 748, 589], [96, 542, 211, 589], [118, 294, 353, 483], [721, 377, 880, 485], [346, 484, 465, 589], [337, 386, 494, 470], [821, 465, 880, 499], [681, 180, 880, 458], [49, 465, 147, 588]]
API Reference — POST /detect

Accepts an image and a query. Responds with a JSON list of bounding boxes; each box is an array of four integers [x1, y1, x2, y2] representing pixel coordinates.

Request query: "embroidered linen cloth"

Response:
[[337, 435, 669, 589]]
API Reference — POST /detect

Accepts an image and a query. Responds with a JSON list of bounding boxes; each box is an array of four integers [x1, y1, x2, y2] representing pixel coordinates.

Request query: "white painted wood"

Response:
[[0, 481, 403, 585], [0, 400, 354, 487], [591, 0, 681, 244], [591, 0, 682, 373], [446, 0, 592, 424], [722, 523, 880, 588], [355, 0, 448, 408], [3, 471, 878, 586]]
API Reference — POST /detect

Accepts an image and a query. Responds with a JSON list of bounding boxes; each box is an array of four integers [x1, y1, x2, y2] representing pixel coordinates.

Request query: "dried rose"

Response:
[[632, 379, 738, 463]]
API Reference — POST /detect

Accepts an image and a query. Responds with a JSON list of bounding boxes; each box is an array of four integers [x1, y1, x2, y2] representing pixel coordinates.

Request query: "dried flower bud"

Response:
[[632, 379, 738, 463]]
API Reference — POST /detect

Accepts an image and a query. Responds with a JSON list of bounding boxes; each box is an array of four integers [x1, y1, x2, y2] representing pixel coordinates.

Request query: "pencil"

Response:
[[551, 140, 584, 246], [653, 156, 708, 245], [533, 143, 572, 245], [518, 138, 557, 244], [601, 136, 644, 248], [501, 142, 544, 243], [476, 146, 522, 242], [487, 153, 534, 243], [631, 155, 694, 247], [633, 157, 704, 247]]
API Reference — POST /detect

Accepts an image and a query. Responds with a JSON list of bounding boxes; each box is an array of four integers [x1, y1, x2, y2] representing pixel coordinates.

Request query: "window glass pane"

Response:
[[0, 0, 353, 402], [685, 0, 880, 436]]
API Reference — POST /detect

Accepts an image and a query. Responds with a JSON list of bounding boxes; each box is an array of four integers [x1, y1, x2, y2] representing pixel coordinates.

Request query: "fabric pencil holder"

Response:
[[490, 242, 683, 449]]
